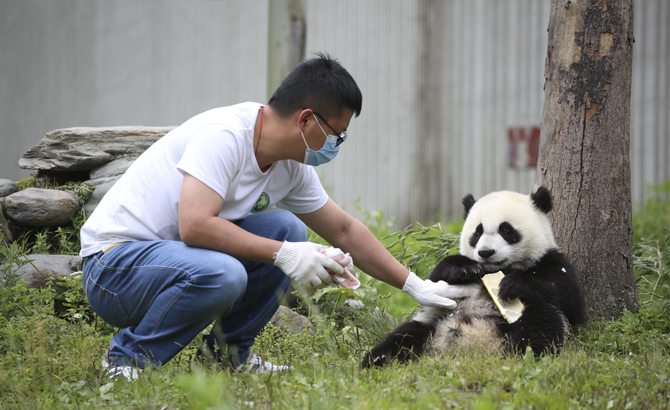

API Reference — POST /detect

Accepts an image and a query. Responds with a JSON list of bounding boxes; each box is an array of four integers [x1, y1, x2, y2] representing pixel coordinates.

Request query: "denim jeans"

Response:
[[82, 209, 303, 369]]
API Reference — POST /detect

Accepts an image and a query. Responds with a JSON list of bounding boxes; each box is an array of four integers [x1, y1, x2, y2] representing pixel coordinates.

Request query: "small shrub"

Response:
[[15, 173, 50, 191], [13, 209, 86, 256], [634, 237, 670, 308], [633, 180, 670, 309], [54, 182, 94, 206]]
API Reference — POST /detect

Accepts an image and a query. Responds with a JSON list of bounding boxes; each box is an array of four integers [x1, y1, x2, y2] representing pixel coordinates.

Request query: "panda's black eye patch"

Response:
[[499, 222, 522, 244], [469, 223, 484, 247]]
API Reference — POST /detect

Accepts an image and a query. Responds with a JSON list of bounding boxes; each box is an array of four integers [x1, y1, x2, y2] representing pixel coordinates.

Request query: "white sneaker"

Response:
[[102, 357, 141, 381], [242, 354, 293, 375]]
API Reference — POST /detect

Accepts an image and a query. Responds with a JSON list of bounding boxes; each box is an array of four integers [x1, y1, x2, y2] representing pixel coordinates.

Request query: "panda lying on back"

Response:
[[362, 186, 587, 368]]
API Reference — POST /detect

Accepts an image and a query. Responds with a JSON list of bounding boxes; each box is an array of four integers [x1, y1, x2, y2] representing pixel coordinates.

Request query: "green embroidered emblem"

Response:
[[251, 192, 270, 213]]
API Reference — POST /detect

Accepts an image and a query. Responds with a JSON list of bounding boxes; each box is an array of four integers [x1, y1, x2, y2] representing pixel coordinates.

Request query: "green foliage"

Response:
[[308, 284, 399, 355], [633, 180, 670, 309], [15, 173, 50, 191], [0, 234, 35, 320], [54, 182, 95, 206], [634, 237, 670, 309], [14, 209, 86, 256], [382, 221, 462, 274], [51, 273, 98, 323], [575, 306, 670, 356]]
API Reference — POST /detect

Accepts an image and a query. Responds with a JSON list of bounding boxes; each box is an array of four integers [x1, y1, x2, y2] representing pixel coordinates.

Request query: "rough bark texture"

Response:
[[536, 0, 638, 318], [267, 0, 306, 99]]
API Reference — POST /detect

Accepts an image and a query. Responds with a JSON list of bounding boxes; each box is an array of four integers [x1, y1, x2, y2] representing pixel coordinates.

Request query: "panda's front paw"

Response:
[[497, 276, 523, 302], [430, 255, 484, 284]]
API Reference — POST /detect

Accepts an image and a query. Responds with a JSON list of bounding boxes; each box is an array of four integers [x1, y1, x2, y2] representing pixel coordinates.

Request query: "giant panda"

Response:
[[362, 186, 587, 368]]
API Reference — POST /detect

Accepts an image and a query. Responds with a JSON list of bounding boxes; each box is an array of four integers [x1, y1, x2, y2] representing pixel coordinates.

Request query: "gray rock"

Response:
[[89, 158, 135, 180], [83, 176, 121, 216], [0, 179, 18, 198], [3, 188, 80, 227], [85, 175, 123, 187], [269, 305, 315, 335], [19, 126, 174, 172], [1, 254, 82, 289]]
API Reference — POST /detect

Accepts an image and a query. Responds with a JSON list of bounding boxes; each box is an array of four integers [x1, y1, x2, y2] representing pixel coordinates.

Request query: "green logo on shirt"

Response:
[[251, 192, 270, 213]]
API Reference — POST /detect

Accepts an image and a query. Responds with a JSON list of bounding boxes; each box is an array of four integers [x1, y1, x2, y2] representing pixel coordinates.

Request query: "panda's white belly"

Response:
[[429, 287, 506, 356]]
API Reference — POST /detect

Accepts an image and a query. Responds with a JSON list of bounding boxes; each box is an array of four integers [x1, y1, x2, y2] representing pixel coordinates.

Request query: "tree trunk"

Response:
[[535, 0, 638, 318], [267, 0, 306, 100]]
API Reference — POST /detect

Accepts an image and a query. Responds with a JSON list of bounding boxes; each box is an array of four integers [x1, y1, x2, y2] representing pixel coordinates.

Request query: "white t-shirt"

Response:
[[79, 102, 329, 257]]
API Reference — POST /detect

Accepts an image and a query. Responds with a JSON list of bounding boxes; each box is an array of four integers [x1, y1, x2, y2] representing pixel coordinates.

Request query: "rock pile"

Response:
[[1, 126, 173, 285]]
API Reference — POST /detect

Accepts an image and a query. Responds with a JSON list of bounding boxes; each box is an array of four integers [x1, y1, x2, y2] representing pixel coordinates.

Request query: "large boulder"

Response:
[[3, 188, 79, 227], [1, 254, 82, 288], [19, 126, 174, 173]]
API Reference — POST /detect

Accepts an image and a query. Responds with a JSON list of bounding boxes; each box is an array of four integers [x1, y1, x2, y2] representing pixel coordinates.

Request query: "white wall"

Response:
[[0, 0, 268, 177], [1, 0, 667, 227]]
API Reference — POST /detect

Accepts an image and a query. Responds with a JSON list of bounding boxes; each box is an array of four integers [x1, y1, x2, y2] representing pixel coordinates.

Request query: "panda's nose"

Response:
[[479, 249, 495, 259]]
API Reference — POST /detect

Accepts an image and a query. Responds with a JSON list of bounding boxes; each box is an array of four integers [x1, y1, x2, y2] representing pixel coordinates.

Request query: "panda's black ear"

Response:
[[462, 194, 476, 219], [531, 186, 553, 214]]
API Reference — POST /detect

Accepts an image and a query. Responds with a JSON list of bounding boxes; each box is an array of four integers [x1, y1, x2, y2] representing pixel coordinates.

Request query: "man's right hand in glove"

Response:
[[273, 241, 345, 294]]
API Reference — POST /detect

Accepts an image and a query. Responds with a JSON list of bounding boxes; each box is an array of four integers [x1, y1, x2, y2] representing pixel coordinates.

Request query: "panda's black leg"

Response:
[[362, 320, 436, 368], [498, 303, 566, 356], [429, 255, 484, 284]]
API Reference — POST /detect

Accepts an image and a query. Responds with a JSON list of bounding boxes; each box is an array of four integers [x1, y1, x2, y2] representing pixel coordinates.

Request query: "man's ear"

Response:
[[298, 108, 313, 131]]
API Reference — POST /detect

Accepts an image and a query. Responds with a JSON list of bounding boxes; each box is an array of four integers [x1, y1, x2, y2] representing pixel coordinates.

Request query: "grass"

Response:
[[0, 304, 668, 409], [0, 182, 668, 409]]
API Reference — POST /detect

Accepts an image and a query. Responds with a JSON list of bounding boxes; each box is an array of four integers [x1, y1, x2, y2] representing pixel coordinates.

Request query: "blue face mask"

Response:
[[301, 115, 340, 166]]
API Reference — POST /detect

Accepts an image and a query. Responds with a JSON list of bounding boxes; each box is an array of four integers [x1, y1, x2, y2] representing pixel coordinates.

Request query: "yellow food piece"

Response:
[[481, 271, 524, 323]]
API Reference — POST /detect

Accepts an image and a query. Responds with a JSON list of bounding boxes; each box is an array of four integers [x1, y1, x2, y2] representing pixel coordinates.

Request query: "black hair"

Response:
[[268, 52, 362, 120]]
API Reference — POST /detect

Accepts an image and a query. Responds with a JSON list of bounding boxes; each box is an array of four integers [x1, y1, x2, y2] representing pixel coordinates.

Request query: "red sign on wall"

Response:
[[507, 126, 540, 168]]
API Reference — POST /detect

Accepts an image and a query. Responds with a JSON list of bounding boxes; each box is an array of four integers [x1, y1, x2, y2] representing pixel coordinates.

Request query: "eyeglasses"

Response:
[[312, 111, 348, 146]]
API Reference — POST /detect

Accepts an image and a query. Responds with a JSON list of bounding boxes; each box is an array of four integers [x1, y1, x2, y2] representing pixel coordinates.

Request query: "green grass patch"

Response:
[[0, 182, 668, 409]]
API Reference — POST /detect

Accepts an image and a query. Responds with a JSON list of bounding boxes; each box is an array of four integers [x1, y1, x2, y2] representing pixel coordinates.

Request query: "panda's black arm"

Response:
[[428, 254, 484, 284], [538, 252, 588, 326], [496, 254, 587, 326], [361, 320, 436, 368], [496, 250, 571, 303]]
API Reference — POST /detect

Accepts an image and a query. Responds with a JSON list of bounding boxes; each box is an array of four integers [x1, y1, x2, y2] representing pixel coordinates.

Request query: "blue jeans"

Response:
[[82, 209, 302, 369]]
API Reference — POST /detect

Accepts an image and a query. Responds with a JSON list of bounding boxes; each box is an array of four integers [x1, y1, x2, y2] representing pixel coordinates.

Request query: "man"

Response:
[[80, 53, 474, 379]]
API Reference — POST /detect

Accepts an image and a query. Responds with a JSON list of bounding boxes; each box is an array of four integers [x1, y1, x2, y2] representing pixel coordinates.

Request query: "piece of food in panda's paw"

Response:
[[481, 271, 524, 323], [320, 247, 361, 290]]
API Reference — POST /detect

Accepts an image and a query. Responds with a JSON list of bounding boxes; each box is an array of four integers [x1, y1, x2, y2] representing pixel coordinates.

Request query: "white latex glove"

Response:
[[402, 271, 479, 308], [273, 241, 344, 294]]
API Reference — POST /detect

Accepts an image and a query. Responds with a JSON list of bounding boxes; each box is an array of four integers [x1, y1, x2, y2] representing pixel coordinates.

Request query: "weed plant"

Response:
[[633, 181, 670, 311], [0, 183, 668, 409]]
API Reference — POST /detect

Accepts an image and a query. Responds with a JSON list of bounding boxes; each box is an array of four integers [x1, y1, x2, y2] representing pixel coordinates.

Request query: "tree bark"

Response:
[[536, 0, 638, 318], [267, 0, 306, 100]]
